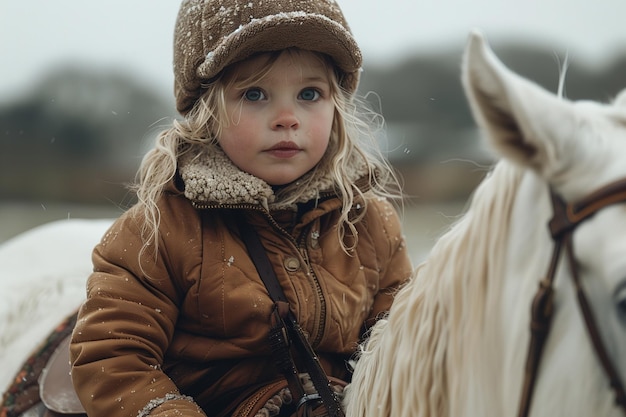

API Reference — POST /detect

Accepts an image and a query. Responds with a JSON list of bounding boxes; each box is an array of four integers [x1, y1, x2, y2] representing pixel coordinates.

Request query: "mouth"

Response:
[[266, 141, 302, 158]]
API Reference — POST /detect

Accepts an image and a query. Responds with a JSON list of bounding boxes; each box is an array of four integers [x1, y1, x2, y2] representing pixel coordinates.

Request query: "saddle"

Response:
[[38, 334, 86, 416], [1, 313, 86, 417]]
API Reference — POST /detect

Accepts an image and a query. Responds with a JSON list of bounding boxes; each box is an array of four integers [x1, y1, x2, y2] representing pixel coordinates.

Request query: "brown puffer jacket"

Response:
[[70, 147, 413, 417]]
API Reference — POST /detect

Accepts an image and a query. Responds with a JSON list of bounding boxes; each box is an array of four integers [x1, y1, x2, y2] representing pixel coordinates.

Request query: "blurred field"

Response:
[[0, 200, 466, 265]]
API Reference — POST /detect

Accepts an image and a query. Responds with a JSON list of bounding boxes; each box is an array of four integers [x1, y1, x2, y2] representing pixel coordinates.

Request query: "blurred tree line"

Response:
[[0, 67, 173, 207], [358, 41, 626, 199], [1, 40, 625, 206]]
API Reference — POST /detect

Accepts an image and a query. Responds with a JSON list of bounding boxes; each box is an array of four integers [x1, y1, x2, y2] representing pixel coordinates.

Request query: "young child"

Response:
[[69, 1, 413, 416]]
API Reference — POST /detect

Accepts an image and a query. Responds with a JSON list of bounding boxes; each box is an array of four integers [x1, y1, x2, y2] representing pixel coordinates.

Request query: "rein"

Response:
[[518, 178, 626, 417]]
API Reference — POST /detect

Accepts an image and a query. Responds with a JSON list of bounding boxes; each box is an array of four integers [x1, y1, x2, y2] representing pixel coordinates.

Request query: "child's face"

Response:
[[218, 51, 335, 186]]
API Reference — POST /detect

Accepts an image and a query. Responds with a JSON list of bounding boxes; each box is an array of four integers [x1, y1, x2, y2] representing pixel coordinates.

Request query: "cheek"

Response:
[[308, 108, 334, 145], [221, 102, 260, 140], [305, 125, 332, 158], [218, 126, 253, 166], [220, 118, 257, 146]]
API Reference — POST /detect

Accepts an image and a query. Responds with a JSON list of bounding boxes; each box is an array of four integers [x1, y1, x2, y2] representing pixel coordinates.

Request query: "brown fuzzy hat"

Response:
[[173, 0, 363, 115]]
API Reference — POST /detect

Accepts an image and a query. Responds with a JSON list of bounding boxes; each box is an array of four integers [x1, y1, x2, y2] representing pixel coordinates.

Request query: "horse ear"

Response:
[[614, 89, 626, 107], [461, 30, 573, 176]]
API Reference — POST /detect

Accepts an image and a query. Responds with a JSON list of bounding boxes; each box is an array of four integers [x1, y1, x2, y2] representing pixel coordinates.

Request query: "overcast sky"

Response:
[[2, 0, 626, 102]]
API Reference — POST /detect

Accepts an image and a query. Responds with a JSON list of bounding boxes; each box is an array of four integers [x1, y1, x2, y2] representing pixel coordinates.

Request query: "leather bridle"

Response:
[[518, 178, 626, 417]]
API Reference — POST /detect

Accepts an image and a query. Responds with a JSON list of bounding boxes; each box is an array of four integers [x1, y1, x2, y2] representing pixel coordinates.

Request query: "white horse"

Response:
[[0, 218, 113, 392], [345, 31, 626, 417]]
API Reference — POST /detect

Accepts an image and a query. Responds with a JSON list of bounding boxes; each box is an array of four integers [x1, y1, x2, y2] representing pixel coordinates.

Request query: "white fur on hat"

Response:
[[173, 0, 362, 115]]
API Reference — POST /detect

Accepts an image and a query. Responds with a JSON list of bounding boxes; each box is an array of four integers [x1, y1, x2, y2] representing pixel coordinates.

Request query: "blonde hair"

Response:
[[134, 48, 402, 258]]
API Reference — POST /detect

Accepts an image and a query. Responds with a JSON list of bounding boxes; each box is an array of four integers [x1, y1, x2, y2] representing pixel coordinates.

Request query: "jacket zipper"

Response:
[[296, 226, 326, 348], [193, 202, 327, 347]]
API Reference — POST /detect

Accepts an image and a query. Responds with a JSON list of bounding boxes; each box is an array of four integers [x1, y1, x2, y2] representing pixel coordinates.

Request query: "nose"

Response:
[[271, 106, 299, 130]]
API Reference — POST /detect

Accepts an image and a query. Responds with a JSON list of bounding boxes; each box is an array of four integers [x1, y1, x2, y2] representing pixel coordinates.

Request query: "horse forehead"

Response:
[[556, 98, 626, 194], [573, 96, 626, 128]]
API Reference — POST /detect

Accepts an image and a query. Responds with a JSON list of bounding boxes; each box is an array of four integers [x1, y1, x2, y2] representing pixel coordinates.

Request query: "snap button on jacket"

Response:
[[284, 257, 301, 272]]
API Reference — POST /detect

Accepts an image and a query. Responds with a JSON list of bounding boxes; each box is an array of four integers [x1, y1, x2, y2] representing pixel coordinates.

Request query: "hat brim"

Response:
[[197, 13, 362, 83]]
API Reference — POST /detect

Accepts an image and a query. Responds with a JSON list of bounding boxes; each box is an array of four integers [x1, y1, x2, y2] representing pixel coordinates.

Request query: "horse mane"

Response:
[[346, 161, 526, 417]]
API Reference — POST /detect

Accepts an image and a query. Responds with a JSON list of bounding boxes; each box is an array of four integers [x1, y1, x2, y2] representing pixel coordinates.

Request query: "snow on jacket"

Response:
[[70, 145, 413, 417]]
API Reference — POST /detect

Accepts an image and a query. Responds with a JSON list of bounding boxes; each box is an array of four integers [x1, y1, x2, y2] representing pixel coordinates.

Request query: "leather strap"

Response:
[[518, 179, 626, 417], [564, 234, 626, 409], [236, 214, 346, 417], [269, 302, 308, 402]]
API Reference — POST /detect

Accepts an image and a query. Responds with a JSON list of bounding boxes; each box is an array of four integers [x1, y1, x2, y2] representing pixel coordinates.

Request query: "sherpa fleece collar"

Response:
[[178, 144, 369, 211]]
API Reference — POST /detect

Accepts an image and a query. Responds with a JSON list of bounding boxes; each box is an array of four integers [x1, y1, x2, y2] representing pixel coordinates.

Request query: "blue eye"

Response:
[[244, 88, 265, 101], [299, 88, 320, 101]]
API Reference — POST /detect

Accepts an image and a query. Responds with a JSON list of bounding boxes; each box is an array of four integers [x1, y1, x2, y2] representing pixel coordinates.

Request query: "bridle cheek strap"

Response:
[[518, 178, 626, 417], [564, 235, 626, 409]]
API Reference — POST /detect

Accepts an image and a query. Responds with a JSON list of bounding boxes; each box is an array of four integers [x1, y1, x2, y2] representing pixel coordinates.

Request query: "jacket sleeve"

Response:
[[69, 199, 206, 417], [364, 198, 414, 328]]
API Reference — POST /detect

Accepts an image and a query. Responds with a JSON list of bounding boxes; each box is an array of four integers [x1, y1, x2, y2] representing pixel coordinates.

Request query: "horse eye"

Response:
[[615, 284, 626, 321]]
